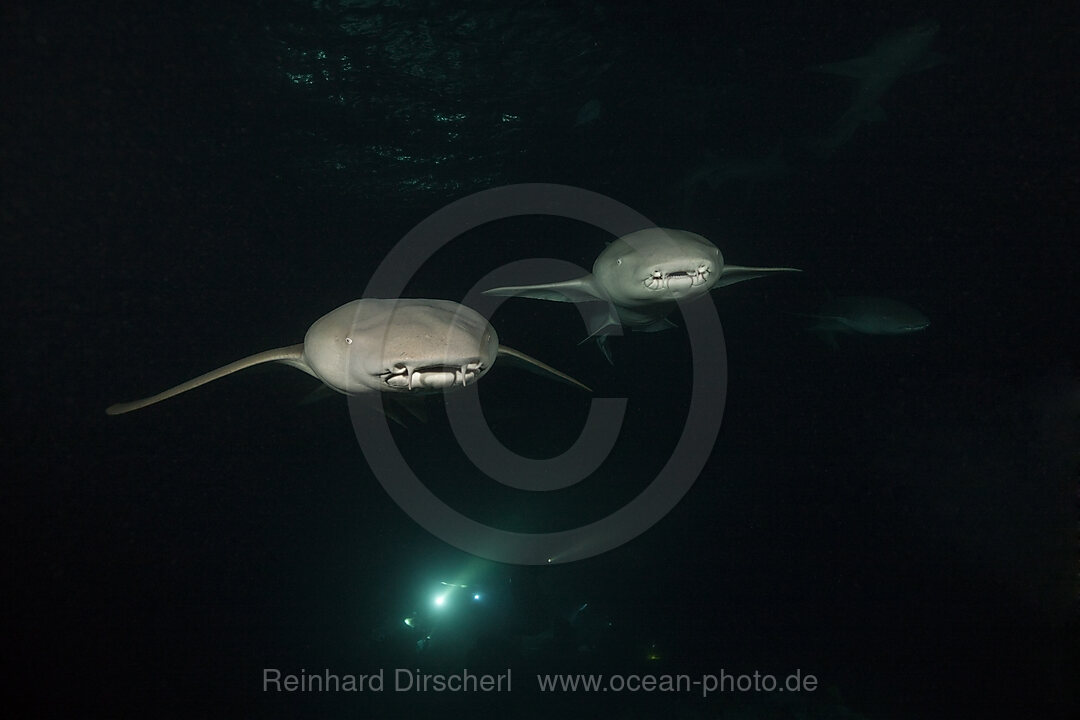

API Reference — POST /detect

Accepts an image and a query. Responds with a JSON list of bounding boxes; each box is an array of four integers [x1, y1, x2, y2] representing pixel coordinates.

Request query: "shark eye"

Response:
[[345, 337, 353, 344], [616, 259, 622, 265]]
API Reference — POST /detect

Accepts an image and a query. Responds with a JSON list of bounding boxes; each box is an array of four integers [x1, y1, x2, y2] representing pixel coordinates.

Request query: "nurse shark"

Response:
[[806, 296, 930, 347], [482, 227, 801, 362], [808, 21, 945, 155], [106, 298, 588, 416]]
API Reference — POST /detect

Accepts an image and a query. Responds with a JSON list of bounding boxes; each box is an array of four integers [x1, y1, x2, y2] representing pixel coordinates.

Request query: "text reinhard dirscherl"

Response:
[[262, 668, 819, 697], [263, 668, 511, 693]]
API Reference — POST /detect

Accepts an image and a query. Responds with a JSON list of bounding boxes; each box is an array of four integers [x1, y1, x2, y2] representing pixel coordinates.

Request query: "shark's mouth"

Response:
[[643, 264, 712, 291], [380, 360, 485, 391]]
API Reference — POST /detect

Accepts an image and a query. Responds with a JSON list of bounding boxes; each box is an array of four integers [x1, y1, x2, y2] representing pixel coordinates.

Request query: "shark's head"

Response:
[[303, 298, 499, 394], [591, 228, 722, 307]]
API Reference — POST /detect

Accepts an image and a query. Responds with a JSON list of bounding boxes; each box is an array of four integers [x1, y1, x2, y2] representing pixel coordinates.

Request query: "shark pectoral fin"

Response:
[[482, 276, 605, 303], [576, 302, 624, 365], [638, 318, 677, 333], [497, 346, 591, 392], [580, 332, 617, 365], [106, 343, 307, 415], [577, 302, 621, 339], [714, 265, 802, 288]]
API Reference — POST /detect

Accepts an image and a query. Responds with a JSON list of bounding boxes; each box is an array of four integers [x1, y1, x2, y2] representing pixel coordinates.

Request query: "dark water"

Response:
[[5, 1, 1077, 718]]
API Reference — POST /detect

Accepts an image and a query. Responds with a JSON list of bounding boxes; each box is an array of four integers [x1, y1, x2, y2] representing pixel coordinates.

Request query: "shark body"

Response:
[[809, 21, 944, 155], [107, 298, 588, 415], [807, 296, 929, 347], [483, 227, 800, 362]]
